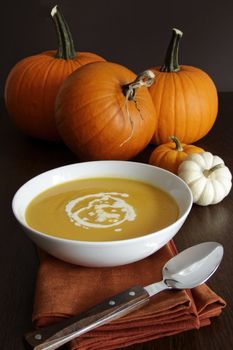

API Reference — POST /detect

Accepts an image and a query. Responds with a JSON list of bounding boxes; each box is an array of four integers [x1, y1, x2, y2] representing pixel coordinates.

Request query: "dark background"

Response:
[[1, 0, 233, 97]]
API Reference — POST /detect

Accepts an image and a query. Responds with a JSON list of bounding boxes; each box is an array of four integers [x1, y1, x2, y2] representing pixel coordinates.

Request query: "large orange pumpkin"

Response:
[[55, 62, 157, 160], [149, 28, 218, 145], [4, 5, 104, 141]]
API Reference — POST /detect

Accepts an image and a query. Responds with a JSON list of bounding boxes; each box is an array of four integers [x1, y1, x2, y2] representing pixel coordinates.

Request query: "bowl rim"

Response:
[[12, 160, 193, 246]]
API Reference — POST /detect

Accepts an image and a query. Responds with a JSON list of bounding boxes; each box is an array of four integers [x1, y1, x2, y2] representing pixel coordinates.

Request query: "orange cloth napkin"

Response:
[[32, 241, 226, 350]]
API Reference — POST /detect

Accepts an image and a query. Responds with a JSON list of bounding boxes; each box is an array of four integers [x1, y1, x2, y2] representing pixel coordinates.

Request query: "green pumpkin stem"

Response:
[[51, 5, 76, 60], [160, 28, 183, 72], [170, 136, 183, 151]]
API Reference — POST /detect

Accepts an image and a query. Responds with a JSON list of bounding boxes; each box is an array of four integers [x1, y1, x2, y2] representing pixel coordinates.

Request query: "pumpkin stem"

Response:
[[170, 135, 183, 151], [160, 28, 183, 72], [203, 163, 225, 177], [51, 5, 76, 60], [122, 70, 155, 100], [120, 70, 155, 147]]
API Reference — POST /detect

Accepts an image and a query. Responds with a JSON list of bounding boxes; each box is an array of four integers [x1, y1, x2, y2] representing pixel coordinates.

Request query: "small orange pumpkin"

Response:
[[55, 62, 157, 160], [4, 5, 105, 141], [149, 28, 218, 145], [149, 136, 204, 174]]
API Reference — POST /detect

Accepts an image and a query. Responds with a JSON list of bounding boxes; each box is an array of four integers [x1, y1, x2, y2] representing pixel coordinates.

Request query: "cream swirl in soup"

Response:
[[65, 192, 136, 230]]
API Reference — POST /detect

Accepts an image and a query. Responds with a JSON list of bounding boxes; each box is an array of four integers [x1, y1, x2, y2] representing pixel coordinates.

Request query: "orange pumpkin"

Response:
[[149, 28, 218, 145], [55, 62, 157, 160], [149, 136, 204, 174], [4, 5, 104, 141]]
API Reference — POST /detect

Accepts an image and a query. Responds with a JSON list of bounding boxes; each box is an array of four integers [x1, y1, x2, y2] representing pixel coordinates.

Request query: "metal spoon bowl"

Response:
[[164, 241, 223, 289], [144, 241, 223, 296]]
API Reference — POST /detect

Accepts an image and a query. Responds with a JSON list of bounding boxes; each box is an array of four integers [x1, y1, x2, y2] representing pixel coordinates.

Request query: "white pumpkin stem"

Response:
[[170, 135, 183, 151], [120, 70, 156, 147], [203, 163, 225, 177]]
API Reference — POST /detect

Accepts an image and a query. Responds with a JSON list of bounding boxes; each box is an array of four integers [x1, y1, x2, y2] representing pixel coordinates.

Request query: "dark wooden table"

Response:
[[1, 93, 233, 350]]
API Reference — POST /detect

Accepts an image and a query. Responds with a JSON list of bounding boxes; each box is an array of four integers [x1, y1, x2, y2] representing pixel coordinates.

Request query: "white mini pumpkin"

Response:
[[178, 152, 232, 206]]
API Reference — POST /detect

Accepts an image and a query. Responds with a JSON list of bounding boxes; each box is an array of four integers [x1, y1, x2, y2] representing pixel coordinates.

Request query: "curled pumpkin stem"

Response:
[[123, 70, 156, 101], [120, 70, 155, 147]]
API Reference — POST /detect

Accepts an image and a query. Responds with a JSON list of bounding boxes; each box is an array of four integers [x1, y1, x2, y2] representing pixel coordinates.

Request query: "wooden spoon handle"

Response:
[[25, 285, 150, 350]]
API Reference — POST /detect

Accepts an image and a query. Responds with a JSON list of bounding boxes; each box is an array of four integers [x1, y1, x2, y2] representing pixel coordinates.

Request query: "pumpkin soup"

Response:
[[25, 177, 179, 241]]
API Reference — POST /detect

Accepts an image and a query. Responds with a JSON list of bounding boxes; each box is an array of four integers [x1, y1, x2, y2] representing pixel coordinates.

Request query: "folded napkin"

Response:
[[32, 241, 226, 350]]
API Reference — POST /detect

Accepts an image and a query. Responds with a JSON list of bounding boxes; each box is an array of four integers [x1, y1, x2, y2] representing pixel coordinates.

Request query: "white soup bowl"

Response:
[[12, 161, 193, 267]]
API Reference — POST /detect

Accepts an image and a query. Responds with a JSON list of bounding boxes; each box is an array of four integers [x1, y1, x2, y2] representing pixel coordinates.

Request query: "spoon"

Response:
[[25, 241, 223, 350]]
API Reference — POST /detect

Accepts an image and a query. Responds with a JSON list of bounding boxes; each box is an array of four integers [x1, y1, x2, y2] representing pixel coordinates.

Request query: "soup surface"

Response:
[[25, 177, 179, 242]]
